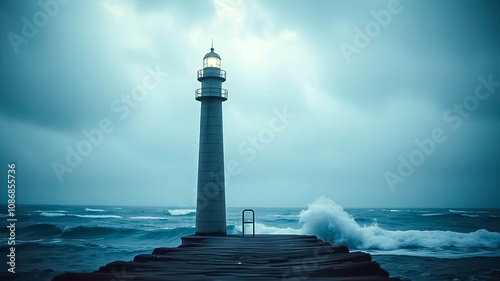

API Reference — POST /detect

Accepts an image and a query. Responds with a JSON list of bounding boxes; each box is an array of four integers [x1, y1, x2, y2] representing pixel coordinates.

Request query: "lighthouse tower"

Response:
[[194, 46, 228, 235]]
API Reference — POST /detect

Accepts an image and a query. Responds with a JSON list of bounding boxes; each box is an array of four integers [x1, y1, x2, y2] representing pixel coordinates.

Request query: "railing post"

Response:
[[242, 209, 255, 237]]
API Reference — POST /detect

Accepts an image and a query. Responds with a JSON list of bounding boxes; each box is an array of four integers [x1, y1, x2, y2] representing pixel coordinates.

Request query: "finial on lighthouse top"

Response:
[[203, 42, 221, 68]]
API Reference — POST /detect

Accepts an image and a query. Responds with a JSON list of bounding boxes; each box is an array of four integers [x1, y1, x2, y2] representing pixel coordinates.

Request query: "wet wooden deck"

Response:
[[53, 234, 403, 280]]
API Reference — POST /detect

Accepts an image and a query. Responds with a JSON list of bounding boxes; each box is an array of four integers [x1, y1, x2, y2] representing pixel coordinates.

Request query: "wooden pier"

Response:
[[53, 234, 403, 280]]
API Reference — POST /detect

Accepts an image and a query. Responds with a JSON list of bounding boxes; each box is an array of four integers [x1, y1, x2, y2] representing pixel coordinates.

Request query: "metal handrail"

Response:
[[242, 209, 255, 238], [195, 88, 228, 99], [197, 69, 226, 80]]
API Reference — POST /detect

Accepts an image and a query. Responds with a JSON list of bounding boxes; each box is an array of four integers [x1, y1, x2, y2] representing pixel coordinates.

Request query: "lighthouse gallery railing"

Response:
[[195, 88, 228, 99], [197, 69, 226, 80]]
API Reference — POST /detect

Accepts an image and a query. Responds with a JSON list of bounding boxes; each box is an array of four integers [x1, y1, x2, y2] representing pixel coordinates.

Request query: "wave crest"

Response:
[[85, 208, 105, 212], [299, 196, 500, 251], [39, 212, 121, 219], [168, 209, 196, 216], [40, 212, 66, 217], [129, 216, 168, 220], [74, 214, 122, 219]]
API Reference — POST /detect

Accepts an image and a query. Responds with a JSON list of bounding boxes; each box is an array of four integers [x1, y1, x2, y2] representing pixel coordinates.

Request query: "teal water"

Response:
[[1, 197, 499, 280]]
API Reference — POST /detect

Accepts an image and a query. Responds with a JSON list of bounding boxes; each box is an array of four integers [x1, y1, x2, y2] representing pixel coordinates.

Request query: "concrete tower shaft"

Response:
[[195, 47, 228, 235]]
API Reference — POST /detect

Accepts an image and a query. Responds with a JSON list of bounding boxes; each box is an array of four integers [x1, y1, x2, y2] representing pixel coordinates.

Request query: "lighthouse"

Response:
[[194, 46, 228, 235]]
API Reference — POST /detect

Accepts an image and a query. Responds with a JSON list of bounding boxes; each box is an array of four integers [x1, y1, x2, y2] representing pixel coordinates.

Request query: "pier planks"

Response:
[[53, 234, 403, 281]]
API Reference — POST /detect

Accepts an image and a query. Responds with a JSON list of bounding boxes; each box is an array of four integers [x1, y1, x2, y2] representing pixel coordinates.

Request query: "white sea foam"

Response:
[[168, 209, 196, 216], [85, 208, 105, 212], [299, 196, 500, 251], [420, 213, 447, 217], [232, 196, 500, 258], [39, 211, 121, 219], [449, 210, 488, 214], [233, 223, 300, 235], [270, 214, 300, 219], [75, 214, 122, 219], [40, 212, 67, 217], [130, 216, 168, 220], [461, 214, 480, 218]]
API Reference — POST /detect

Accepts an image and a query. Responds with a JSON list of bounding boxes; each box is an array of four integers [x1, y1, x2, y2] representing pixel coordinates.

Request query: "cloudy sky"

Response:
[[1, 0, 499, 208]]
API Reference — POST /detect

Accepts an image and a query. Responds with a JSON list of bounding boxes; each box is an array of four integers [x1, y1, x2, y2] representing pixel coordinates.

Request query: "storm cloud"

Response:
[[1, 0, 499, 208]]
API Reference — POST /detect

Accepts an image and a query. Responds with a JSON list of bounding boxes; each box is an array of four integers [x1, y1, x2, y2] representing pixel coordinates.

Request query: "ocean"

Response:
[[1, 196, 499, 281]]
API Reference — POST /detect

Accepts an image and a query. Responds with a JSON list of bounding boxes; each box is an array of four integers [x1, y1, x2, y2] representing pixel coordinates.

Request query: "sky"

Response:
[[1, 0, 499, 208]]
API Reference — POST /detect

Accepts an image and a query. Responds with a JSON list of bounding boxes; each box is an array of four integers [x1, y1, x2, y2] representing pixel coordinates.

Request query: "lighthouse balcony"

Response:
[[195, 88, 228, 101], [197, 69, 226, 82]]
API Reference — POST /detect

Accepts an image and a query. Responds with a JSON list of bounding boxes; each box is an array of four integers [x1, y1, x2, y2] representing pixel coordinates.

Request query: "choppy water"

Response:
[[1, 196, 499, 280]]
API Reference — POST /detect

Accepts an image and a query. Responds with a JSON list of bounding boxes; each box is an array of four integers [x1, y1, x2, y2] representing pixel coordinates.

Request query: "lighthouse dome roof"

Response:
[[204, 48, 221, 59]]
